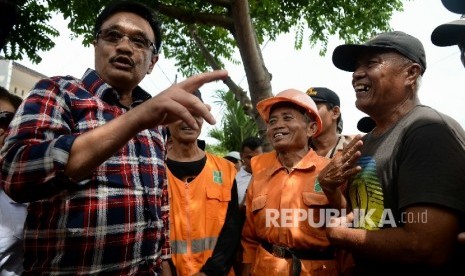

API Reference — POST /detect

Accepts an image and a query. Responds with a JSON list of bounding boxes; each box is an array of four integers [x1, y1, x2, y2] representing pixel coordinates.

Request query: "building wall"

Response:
[[0, 58, 47, 99], [9, 65, 45, 98]]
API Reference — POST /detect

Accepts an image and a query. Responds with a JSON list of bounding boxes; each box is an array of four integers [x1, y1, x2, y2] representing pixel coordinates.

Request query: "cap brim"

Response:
[[431, 20, 465, 46], [256, 96, 323, 136], [332, 44, 394, 72], [332, 43, 426, 73], [311, 97, 327, 103], [332, 44, 365, 72], [442, 0, 465, 14]]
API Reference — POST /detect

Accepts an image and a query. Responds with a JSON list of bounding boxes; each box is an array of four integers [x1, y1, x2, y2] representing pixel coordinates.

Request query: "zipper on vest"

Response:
[[185, 181, 194, 274]]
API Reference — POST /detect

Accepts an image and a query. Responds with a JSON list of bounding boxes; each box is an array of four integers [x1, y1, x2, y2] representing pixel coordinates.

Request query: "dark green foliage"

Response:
[[3, 0, 405, 68]]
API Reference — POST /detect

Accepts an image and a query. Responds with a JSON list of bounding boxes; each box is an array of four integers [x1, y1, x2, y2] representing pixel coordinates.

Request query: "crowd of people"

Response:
[[0, 0, 464, 275]]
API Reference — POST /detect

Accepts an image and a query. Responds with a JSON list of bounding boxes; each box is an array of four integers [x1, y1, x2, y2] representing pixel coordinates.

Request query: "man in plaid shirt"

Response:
[[0, 0, 227, 274]]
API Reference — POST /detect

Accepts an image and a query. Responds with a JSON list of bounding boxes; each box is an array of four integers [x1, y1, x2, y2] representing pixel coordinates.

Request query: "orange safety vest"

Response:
[[168, 153, 236, 276]]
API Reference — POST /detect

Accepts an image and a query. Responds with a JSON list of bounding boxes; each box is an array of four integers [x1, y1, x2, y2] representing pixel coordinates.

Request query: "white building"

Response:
[[0, 58, 47, 99]]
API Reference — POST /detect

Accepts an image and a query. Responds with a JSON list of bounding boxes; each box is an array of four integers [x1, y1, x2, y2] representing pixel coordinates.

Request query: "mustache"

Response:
[[109, 55, 135, 67]]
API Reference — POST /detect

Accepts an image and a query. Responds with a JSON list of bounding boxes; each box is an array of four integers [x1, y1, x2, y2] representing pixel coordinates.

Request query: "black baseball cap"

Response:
[[441, 0, 465, 14], [431, 15, 465, 47], [306, 87, 340, 107], [306, 87, 344, 133], [332, 31, 427, 76], [357, 116, 376, 133]]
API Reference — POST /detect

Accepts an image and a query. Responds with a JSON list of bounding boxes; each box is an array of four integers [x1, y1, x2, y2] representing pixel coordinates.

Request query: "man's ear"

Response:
[[331, 106, 341, 121], [147, 54, 159, 74], [307, 121, 318, 137], [405, 63, 421, 84]]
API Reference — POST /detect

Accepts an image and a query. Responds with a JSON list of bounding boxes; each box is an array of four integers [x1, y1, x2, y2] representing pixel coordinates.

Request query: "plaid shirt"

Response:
[[0, 69, 171, 275]]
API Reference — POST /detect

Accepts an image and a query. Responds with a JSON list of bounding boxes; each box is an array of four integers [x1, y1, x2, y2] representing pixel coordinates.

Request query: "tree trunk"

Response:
[[230, 0, 273, 151]]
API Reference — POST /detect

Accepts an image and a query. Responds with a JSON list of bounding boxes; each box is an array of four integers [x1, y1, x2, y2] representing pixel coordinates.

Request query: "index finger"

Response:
[[188, 96, 216, 125], [178, 70, 228, 92]]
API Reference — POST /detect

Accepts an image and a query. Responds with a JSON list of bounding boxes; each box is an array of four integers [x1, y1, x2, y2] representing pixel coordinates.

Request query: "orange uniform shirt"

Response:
[[242, 150, 340, 275]]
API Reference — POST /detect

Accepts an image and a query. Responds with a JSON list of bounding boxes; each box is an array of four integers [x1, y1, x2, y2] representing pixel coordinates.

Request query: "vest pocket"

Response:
[[205, 184, 230, 221]]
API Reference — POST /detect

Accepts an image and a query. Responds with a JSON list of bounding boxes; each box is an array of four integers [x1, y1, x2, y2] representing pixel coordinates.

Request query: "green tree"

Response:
[[3, 0, 406, 147], [207, 90, 258, 153]]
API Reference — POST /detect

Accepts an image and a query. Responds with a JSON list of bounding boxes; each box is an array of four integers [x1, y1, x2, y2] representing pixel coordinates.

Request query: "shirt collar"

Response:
[[81, 68, 152, 105], [268, 149, 317, 175]]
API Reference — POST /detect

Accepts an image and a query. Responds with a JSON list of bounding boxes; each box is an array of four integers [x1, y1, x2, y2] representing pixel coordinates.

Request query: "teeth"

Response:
[[274, 133, 283, 138], [354, 84, 368, 92]]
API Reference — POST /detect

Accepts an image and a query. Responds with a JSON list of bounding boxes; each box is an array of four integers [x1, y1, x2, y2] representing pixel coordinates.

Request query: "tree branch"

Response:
[[154, 3, 234, 30], [189, 26, 253, 115], [230, 0, 272, 150]]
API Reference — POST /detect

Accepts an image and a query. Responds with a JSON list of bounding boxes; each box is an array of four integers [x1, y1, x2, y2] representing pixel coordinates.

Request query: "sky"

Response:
[[17, 0, 465, 144]]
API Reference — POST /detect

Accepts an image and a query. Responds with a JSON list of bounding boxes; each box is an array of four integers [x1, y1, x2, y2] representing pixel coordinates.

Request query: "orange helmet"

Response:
[[256, 89, 323, 136]]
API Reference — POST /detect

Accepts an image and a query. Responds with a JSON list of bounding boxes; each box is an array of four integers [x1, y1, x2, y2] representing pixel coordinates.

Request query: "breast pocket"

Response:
[[251, 194, 267, 213], [250, 194, 272, 228], [205, 184, 231, 222], [302, 192, 331, 237]]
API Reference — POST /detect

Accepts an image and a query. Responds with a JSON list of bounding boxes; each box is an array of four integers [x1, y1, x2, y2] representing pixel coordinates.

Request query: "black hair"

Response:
[[0, 86, 22, 110], [94, 0, 162, 53], [241, 137, 263, 152]]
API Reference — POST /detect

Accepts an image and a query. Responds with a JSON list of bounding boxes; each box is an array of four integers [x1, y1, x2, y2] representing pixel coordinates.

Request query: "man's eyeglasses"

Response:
[[0, 111, 14, 130], [97, 28, 158, 54]]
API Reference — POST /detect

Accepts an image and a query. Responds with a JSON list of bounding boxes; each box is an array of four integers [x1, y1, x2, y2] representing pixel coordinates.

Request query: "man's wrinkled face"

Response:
[[167, 116, 203, 144], [266, 106, 317, 152], [93, 12, 158, 92], [352, 51, 413, 116]]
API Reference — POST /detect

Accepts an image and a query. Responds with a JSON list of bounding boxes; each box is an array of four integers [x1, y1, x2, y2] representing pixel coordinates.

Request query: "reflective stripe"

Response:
[[171, 237, 218, 254], [191, 237, 218, 253], [171, 240, 187, 254]]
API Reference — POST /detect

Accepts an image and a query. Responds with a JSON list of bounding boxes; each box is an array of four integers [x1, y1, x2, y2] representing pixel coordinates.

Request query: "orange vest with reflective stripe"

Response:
[[168, 153, 236, 276]]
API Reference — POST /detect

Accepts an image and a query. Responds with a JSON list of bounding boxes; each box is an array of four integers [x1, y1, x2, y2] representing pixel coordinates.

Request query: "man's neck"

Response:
[[167, 141, 204, 162], [277, 147, 309, 170], [371, 98, 419, 136], [312, 129, 339, 157], [118, 92, 133, 107]]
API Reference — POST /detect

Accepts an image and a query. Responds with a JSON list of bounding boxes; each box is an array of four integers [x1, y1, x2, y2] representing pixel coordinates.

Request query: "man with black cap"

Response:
[[317, 31, 465, 275], [306, 87, 352, 158], [431, 0, 465, 67]]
